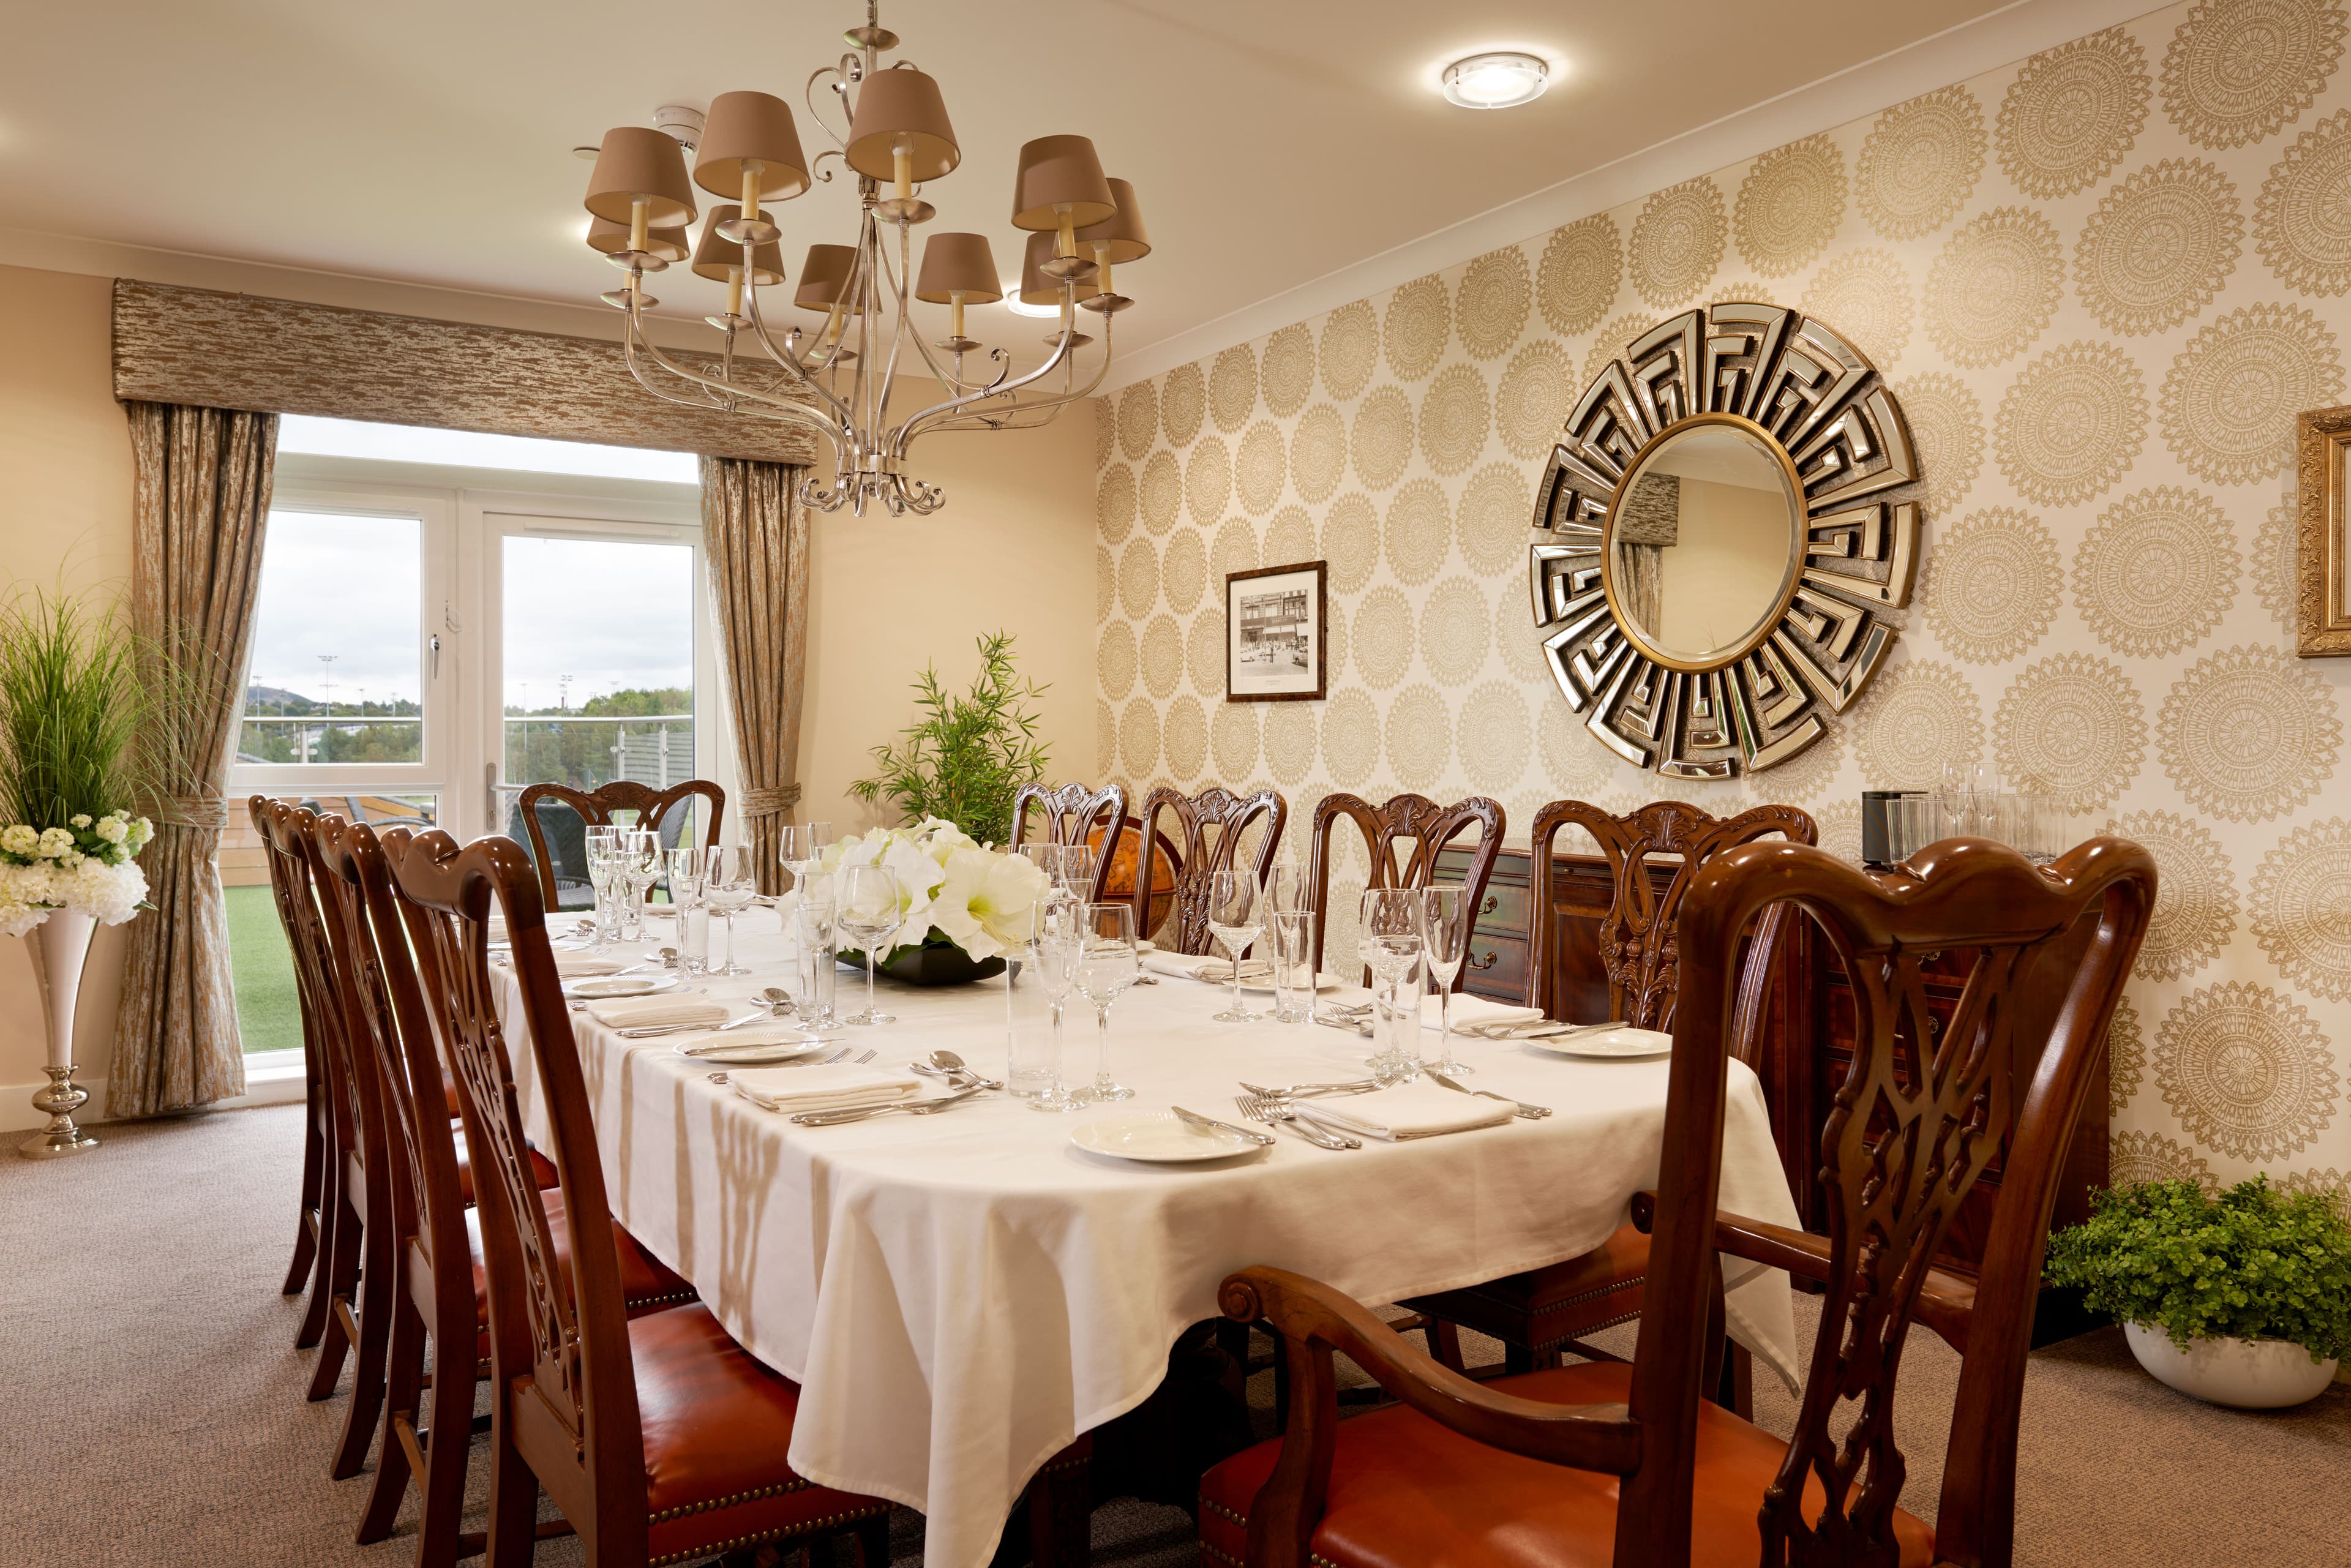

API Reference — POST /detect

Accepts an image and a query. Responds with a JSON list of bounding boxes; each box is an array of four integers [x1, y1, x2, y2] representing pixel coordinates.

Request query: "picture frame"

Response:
[[2296, 403, 2351, 657], [1224, 560, 1327, 701]]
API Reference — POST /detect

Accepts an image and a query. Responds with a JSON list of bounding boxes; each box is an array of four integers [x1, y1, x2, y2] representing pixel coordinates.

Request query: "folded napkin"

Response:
[[552, 952, 627, 977], [1194, 959, 1280, 983], [1291, 1079, 1515, 1141], [1140, 951, 1220, 981], [585, 996, 730, 1030], [1422, 993, 1545, 1033], [732, 1062, 924, 1116]]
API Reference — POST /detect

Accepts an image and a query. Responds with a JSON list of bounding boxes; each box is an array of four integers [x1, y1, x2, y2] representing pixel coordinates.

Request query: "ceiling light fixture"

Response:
[[580, 0, 1147, 516], [1441, 50, 1550, 110]]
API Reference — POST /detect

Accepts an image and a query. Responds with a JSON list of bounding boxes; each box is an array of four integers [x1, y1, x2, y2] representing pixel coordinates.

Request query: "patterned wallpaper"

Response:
[[1091, 0, 2351, 1204]]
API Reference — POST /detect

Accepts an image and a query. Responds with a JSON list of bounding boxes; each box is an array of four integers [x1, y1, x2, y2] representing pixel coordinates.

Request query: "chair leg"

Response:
[[1424, 1319, 1466, 1373], [307, 1184, 363, 1392], [357, 1292, 427, 1544], [330, 1207, 396, 1477], [1718, 1343, 1754, 1419], [284, 1106, 325, 1294], [295, 1151, 346, 1350], [850, 1510, 892, 1567], [1026, 1451, 1092, 1568], [481, 1416, 539, 1568]]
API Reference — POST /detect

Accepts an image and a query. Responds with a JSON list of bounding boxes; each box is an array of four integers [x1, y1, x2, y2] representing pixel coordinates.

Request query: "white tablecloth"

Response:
[[498, 926, 1802, 1568]]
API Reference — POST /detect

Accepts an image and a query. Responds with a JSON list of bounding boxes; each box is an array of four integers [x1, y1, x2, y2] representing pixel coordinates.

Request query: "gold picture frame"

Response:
[[2296, 403, 2351, 657]]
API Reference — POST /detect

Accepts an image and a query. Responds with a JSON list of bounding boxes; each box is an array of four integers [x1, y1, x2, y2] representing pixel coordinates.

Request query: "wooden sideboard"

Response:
[[1433, 844, 2107, 1339]]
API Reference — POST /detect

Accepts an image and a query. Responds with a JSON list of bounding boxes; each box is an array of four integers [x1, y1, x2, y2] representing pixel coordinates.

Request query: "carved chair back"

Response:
[[385, 828, 651, 1553], [1130, 786, 1288, 955], [251, 795, 329, 1122], [1226, 836, 2154, 1567], [514, 778, 726, 912], [259, 801, 378, 1177], [1528, 799, 1815, 1031], [1010, 780, 1128, 902], [1303, 792, 1505, 983]]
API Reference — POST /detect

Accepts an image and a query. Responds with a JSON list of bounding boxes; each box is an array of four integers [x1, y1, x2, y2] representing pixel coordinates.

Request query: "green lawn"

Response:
[[224, 883, 304, 1056]]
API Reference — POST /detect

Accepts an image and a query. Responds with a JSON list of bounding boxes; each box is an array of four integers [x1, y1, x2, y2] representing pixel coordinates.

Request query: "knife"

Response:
[[1427, 1070, 1551, 1119], [1171, 1105, 1275, 1147]]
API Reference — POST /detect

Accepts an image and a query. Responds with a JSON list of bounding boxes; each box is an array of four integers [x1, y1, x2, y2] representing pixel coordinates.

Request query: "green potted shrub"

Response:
[[2043, 1176, 2351, 1408], [850, 630, 1048, 848]]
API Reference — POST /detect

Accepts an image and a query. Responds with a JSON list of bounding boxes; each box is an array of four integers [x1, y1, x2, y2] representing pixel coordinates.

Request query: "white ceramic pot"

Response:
[[2124, 1322, 2339, 1408]]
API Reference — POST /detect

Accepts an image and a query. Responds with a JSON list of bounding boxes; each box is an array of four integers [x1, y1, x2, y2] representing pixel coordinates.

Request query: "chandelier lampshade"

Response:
[[846, 67, 959, 184], [692, 207, 787, 285], [582, 4, 1139, 516], [1010, 135, 1116, 231], [584, 126, 697, 228], [589, 216, 690, 264]]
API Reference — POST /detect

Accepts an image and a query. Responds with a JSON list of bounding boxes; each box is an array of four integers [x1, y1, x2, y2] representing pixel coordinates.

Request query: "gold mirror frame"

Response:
[[1528, 303, 1921, 778]]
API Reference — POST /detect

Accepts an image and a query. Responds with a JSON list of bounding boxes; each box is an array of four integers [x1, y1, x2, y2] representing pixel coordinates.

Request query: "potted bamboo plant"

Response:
[[2044, 1176, 2351, 1408]]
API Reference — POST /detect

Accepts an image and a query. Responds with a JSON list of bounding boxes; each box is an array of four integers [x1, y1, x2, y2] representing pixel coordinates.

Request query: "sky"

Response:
[[246, 511, 695, 711]]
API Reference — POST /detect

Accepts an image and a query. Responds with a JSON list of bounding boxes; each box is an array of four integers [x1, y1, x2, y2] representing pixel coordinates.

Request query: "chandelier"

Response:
[[580, 2, 1145, 516]]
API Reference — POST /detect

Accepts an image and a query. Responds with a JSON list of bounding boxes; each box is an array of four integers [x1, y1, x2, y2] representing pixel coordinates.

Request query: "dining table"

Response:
[[495, 918, 1805, 1568]]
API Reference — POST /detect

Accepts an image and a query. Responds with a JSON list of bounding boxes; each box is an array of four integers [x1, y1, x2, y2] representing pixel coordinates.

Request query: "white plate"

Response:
[[1529, 1025, 1673, 1059], [563, 973, 681, 1000], [672, 1037, 833, 1067], [1070, 1111, 1265, 1163]]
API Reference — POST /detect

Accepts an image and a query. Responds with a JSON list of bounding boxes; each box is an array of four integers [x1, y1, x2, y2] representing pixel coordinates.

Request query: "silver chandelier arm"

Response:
[[621, 306, 840, 439], [742, 285, 855, 426], [915, 315, 1113, 437], [890, 310, 1087, 454], [804, 62, 855, 149]]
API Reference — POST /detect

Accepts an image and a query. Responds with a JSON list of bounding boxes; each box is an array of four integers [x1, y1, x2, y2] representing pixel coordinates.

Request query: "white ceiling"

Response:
[[1, 1, 2145, 381]]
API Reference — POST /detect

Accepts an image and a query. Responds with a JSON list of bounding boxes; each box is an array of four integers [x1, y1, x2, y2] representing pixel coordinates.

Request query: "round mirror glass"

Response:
[[1605, 419, 1803, 668]]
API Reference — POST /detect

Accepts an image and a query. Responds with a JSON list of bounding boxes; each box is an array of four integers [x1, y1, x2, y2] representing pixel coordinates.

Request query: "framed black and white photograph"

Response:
[[1225, 560, 1326, 701]]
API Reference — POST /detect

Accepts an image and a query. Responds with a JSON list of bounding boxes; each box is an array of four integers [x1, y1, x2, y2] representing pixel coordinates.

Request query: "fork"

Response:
[[1425, 1068, 1551, 1119], [710, 1045, 861, 1085], [1235, 1092, 1359, 1150], [1240, 1076, 1381, 1099]]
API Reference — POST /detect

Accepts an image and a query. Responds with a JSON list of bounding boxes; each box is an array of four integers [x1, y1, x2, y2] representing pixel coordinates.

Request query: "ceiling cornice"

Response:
[[1097, 0, 2168, 392]]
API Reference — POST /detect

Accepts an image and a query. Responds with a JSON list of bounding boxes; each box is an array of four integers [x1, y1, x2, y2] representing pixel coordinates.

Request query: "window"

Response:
[[222, 424, 715, 1052]]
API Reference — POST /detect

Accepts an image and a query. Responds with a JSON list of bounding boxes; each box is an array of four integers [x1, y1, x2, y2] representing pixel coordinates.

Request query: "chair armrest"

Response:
[[1221, 1267, 1640, 1474], [1630, 1198, 1979, 1352]]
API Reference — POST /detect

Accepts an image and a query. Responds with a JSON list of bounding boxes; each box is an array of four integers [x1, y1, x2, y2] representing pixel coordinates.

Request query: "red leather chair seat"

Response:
[[1198, 1361, 1933, 1568], [633, 1304, 891, 1564], [452, 1122, 560, 1203], [466, 1194, 694, 1318], [1400, 1223, 1648, 1352]]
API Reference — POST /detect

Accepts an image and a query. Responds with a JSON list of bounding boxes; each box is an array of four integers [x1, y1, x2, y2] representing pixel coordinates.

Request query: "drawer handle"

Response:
[[1479, 895, 1499, 917], [1469, 949, 1499, 972]]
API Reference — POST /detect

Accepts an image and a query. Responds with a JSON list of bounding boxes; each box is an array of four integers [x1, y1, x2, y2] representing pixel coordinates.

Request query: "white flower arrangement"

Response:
[[0, 809, 154, 939], [798, 816, 1050, 962]]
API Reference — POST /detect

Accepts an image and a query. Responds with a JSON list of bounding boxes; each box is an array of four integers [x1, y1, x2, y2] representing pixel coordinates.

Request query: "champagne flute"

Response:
[[1205, 868, 1264, 1024], [703, 844, 757, 976], [1017, 842, 1069, 904], [1420, 886, 1471, 1075], [620, 828, 660, 943], [1023, 901, 1085, 1112], [583, 825, 621, 950], [836, 864, 905, 1026], [1071, 902, 1140, 1101], [779, 820, 834, 894], [1057, 841, 1098, 904], [662, 846, 708, 975]]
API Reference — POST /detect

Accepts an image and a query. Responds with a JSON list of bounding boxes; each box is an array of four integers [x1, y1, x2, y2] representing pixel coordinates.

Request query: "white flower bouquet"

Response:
[[800, 816, 1051, 973], [0, 809, 154, 939]]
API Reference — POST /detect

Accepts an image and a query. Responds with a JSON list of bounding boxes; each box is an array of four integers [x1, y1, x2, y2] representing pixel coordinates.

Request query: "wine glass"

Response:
[[1022, 901, 1086, 1112], [1071, 901, 1140, 1102], [779, 820, 834, 894], [1205, 868, 1264, 1024], [1937, 760, 1997, 838], [582, 825, 621, 950], [1357, 888, 1421, 980], [703, 844, 758, 976], [1420, 886, 1471, 1076], [1017, 842, 1070, 903], [1056, 841, 1098, 904], [662, 846, 707, 974], [836, 864, 905, 1026], [619, 828, 661, 943]]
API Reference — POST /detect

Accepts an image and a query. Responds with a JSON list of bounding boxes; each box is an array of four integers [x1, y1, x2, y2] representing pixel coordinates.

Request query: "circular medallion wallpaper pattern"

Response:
[[1459, 681, 1534, 793], [1455, 249, 1532, 359], [1097, 620, 1136, 700], [1857, 661, 1988, 788], [1262, 504, 1315, 569], [2071, 486, 2240, 656], [2254, 108, 2351, 293], [1349, 388, 1414, 490], [1162, 694, 1208, 782], [1384, 685, 1452, 790], [1383, 276, 1452, 381], [1117, 381, 1157, 462], [1538, 215, 1622, 336], [1259, 324, 1315, 416], [1997, 27, 2153, 198], [1893, 373, 1987, 518], [1186, 610, 1223, 697], [1994, 342, 2150, 505], [1384, 479, 1452, 587], [1159, 528, 1207, 616], [1734, 135, 1847, 276], [1209, 343, 1257, 433], [1158, 361, 1205, 447], [1183, 435, 1230, 526], [1420, 577, 1490, 686], [2157, 644, 2342, 820], [1858, 86, 1988, 240], [1629, 178, 1728, 306], [2159, 0, 2346, 150], [2107, 994, 2147, 1118], [1457, 463, 1534, 576], [1289, 405, 1346, 503], [1097, 462, 1136, 545], [1351, 586, 1414, 689], [1139, 449, 1181, 534], [1921, 507, 2063, 662], [2154, 980, 2336, 1160], [1210, 518, 1259, 587], [2111, 1130, 2219, 1191], [1235, 421, 1288, 514], [1992, 651, 2148, 809], [1139, 613, 1179, 699], [1798, 250, 1914, 366], [2074, 158, 2244, 335], [2158, 302, 2345, 484], [1318, 302, 1379, 400], [1417, 364, 1491, 475], [2249, 817, 2351, 1000], [1319, 493, 1379, 593], [1495, 342, 1578, 460], [1212, 701, 1260, 781], [1924, 208, 2066, 366]]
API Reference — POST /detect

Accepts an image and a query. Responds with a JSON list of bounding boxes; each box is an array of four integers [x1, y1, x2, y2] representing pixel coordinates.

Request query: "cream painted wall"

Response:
[[0, 261, 1098, 1126], [1652, 477, 1793, 658]]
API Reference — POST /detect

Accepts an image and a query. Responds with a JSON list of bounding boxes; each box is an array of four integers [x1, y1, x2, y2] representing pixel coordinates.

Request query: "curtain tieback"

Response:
[[740, 784, 803, 821], [156, 796, 229, 831]]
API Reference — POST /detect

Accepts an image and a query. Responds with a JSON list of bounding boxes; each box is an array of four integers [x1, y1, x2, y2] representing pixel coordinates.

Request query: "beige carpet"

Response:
[[0, 1105, 2344, 1566]]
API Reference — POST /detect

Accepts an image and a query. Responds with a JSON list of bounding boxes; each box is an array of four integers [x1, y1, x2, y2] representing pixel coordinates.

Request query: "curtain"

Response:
[[700, 457, 810, 895], [108, 403, 277, 1117]]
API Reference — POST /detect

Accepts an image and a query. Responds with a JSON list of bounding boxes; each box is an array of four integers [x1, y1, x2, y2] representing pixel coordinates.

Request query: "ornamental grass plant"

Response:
[[2043, 1176, 2351, 1362], [851, 631, 1049, 847]]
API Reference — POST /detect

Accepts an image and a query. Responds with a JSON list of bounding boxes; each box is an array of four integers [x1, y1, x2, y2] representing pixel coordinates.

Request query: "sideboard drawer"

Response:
[[1461, 932, 1528, 1003]]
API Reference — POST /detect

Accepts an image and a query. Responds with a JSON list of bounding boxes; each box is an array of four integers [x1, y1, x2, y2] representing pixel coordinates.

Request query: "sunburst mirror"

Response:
[[1528, 302, 1921, 778]]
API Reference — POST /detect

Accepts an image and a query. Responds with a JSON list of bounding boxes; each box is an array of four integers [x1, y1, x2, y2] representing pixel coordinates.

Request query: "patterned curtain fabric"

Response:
[[108, 402, 277, 1117], [699, 457, 810, 895]]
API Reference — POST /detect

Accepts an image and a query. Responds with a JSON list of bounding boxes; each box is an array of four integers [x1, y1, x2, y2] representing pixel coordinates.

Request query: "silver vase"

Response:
[[20, 907, 99, 1158]]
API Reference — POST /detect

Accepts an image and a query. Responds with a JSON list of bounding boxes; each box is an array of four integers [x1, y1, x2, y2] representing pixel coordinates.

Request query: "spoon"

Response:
[[757, 986, 794, 1012], [920, 1049, 1004, 1091]]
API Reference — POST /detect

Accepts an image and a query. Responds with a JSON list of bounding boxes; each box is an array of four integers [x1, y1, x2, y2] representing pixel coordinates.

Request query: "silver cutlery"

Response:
[[1426, 1069, 1551, 1119], [918, 1049, 1003, 1091], [1171, 1105, 1275, 1147], [1313, 1015, 1373, 1038], [1234, 1092, 1359, 1150], [1242, 1077, 1382, 1100], [791, 1082, 984, 1127], [681, 1033, 832, 1056], [709, 1044, 852, 1085], [613, 1021, 726, 1039]]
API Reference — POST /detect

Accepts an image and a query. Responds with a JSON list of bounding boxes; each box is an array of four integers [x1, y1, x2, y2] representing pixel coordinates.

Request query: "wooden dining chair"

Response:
[[1201, 834, 2156, 1568], [1128, 785, 1287, 953], [252, 795, 332, 1310], [385, 827, 895, 1567], [1402, 799, 1815, 1382], [1303, 792, 1505, 982], [514, 778, 727, 912], [309, 820, 695, 1568], [1010, 779, 1128, 902]]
